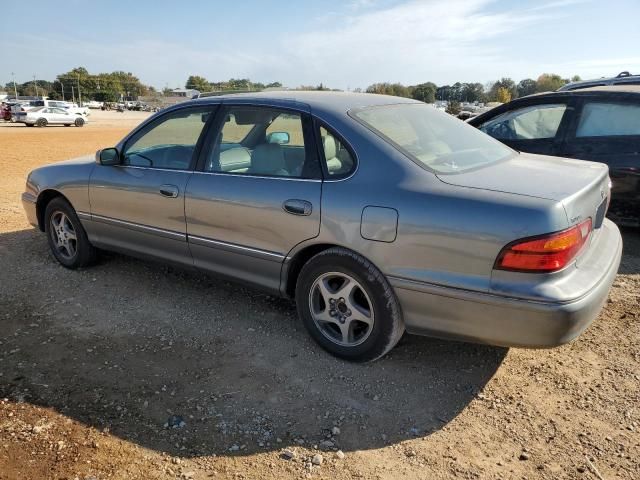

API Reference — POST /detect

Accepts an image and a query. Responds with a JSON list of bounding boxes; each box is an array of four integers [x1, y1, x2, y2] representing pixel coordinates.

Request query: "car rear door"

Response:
[[87, 105, 216, 265], [184, 103, 322, 294], [475, 98, 574, 155], [51, 108, 70, 123], [560, 95, 640, 220]]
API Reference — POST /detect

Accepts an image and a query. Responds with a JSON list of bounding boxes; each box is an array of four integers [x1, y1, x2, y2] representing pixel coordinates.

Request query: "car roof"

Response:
[[189, 91, 420, 115], [522, 85, 640, 99]]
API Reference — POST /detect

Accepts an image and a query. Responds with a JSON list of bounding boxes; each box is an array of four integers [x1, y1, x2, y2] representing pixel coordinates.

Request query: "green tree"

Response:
[[185, 75, 210, 92], [461, 82, 485, 102], [571, 75, 582, 82], [366, 82, 410, 98], [446, 100, 461, 115], [517, 78, 537, 98], [536, 73, 567, 92], [411, 82, 437, 103]]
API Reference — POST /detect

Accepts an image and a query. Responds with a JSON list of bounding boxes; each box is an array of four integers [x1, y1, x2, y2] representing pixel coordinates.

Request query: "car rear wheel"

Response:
[[74, 117, 85, 127], [44, 197, 96, 269], [35, 118, 47, 127], [296, 247, 404, 362]]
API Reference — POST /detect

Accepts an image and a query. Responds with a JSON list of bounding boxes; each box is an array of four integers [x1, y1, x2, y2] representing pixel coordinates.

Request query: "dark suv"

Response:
[[558, 71, 640, 91], [468, 86, 640, 226]]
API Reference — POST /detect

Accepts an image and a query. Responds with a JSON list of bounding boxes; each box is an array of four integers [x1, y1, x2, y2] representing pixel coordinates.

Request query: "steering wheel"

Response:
[[489, 122, 517, 140]]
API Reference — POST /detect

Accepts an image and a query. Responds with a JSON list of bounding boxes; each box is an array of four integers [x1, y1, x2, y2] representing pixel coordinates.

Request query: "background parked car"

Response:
[[15, 106, 88, 127], [468, 86, 640, 227], [1, 102, 12, 121], [558, 71, 640, 91]]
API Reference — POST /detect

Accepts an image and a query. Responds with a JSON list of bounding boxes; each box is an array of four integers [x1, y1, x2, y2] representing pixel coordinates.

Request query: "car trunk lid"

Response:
[[437, 152, 611, 229]]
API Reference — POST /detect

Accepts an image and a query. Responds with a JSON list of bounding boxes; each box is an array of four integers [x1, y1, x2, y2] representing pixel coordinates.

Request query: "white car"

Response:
[[14, 106, 88, 127], [12, 99, 90, 117]]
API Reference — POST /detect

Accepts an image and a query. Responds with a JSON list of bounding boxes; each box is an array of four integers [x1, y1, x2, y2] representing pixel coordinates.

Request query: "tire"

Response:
[[44, 197, 96, 269], [74, 117, 85, 127], [296, 247, 404, 362], [35, 118, 47, 127]]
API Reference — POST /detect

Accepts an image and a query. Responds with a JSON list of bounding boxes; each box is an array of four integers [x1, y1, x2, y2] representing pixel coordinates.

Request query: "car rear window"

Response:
[[352, 104, 514, 174], [576, 102, 640, 137]]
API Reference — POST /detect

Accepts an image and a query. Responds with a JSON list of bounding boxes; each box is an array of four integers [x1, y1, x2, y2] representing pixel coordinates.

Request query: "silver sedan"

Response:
[[22, 92, 622, 361]]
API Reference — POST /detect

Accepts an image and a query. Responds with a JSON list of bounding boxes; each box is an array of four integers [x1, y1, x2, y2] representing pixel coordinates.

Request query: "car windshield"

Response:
[[352, 103, 514, 174]]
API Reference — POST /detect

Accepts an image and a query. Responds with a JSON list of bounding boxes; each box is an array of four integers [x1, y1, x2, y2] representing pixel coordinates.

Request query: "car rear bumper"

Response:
[[390, 220, 623, 348], [21, 192, 39, 228]]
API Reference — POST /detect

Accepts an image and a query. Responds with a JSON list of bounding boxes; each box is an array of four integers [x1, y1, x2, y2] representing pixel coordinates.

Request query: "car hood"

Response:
[[28, 155, 96, 189], [436, 152, 608, 202]]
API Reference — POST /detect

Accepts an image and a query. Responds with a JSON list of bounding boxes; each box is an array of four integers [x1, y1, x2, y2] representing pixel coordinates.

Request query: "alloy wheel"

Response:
[[49, 211, 78, 260], [309, 272, 375, 347]]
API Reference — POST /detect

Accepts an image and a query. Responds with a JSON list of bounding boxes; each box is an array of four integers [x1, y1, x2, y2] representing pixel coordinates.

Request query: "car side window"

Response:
[[576, 102, 640, 137], [205, 107, 310, 178], [319, 126, 356, 177], [122, 107, 210, 170], [479, 104, 567, 140]]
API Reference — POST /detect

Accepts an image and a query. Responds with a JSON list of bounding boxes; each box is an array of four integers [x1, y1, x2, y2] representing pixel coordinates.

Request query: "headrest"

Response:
[[323, 135, 337, 159]]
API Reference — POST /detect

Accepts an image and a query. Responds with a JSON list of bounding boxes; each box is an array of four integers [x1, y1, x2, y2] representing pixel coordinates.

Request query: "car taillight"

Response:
[[495, 218, 592, 273]]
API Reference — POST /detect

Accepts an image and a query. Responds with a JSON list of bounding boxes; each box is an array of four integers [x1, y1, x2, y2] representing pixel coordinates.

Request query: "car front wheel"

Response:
[[74, 117, 85, 127], [35, 118, 47, 127], [44, 197, 96, 269], [296, 247, 404, 362]]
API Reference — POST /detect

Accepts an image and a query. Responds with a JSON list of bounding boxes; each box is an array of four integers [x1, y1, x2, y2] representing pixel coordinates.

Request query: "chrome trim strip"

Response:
[[90, 214, 186, 241], [76, 211, 91, 220], [115, 165, 193, 174], [191, 171, 322, 182], [188, 234, 285, 262]]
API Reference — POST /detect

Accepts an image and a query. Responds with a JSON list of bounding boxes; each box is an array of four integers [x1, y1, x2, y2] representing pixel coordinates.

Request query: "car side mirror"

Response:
[[266, 131, 290, 145], [96, 147, 120, 166]]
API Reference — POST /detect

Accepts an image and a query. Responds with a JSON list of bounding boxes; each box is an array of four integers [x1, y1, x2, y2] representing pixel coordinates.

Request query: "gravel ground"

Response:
[[0, 119, 638, 480]]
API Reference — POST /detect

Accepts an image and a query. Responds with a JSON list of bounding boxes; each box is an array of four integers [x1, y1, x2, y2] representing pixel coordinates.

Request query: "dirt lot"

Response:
[[0, 114, 638, 480]]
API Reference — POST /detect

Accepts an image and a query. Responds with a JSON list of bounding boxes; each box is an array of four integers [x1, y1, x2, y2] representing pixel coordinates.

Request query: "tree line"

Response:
[[364, 73, 581, 104], [184, 75, 282, 93], [5, 67, 153, 102], [6, 67, 581, 105]]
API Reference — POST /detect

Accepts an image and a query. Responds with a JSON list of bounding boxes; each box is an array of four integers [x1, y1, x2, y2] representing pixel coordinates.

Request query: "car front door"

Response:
[[185, 104, 322, 293], [87, 105, 215, 264], [476, 99, 573, 155]]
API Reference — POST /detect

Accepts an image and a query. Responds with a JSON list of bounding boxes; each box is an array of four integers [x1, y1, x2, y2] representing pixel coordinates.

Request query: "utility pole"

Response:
[[11, 72, 18, 99], [33, 75, 38, 97], [77, 73, 82, 106], [58, 80, 65, 101], [71, 85, 75, 104]]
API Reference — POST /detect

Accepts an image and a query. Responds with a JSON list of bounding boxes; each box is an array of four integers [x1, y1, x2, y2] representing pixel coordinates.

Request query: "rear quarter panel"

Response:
[[292, 112, 567, 294]]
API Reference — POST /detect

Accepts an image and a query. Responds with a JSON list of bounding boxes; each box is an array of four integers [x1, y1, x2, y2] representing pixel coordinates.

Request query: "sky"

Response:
[[2, 0, 640, 90]]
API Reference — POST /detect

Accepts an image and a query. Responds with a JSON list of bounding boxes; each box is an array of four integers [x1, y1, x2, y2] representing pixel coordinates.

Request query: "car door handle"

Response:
[[283, 199, 312, 216], [159, 184, 179, 198]]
